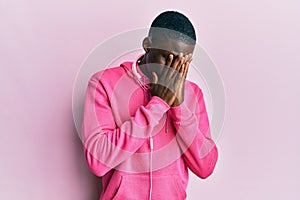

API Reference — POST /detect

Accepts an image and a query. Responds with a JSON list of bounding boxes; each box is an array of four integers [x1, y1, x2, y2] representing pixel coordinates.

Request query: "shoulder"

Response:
[[89, 61, 134, 83], [185, 80, 204, 97]]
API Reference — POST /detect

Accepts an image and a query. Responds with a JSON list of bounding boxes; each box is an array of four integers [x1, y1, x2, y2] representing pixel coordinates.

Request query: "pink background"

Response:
[[1, 0, 299, 199]]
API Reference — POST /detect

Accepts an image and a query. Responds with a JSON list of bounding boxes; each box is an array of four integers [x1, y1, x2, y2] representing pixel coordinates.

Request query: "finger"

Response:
[[160, 54, 173, 79], [184, 54, 192, 64], [152, 71, 158, 84], [165, 65, 177, 82], [179, 63, 185, 74], [182, 55, 189, 67], [185, 54, 190, 60], [176, 63, 186, 83], [174, 54, 188, 79], [171, 53, 184, 70], [189, 53, 193, 62], [179, 54, 188, 67], [183, 61, 190, 79], [172, 63, 184, 87], [165, 54, 173, 67], [169, 53, 184, 79]]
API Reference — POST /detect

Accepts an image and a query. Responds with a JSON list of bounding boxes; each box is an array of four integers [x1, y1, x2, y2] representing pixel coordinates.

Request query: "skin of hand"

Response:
[[150, 53, 192, 107]]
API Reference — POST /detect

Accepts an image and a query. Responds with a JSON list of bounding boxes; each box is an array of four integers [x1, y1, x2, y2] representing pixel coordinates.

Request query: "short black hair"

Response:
[[149, 11, 196, 45]]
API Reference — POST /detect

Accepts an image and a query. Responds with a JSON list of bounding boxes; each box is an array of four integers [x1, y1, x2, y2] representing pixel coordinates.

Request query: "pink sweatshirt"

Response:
[[81, 57, 219, 200]]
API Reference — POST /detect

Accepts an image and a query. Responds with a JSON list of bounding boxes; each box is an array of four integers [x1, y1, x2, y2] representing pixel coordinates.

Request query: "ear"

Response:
[[142, 37, 152, 53]]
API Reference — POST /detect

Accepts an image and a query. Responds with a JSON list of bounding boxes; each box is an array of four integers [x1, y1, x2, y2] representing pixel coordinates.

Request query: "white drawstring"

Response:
[[131, 57, 153, 200], [149, 137, 153, 200]]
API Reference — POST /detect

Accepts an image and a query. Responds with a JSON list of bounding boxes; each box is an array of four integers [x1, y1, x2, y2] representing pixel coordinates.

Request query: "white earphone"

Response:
[[132, 57, 142, 79]]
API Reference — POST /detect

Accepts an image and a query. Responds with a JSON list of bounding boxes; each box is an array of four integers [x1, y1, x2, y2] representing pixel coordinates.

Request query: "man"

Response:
[[82, 11, 218, 200]]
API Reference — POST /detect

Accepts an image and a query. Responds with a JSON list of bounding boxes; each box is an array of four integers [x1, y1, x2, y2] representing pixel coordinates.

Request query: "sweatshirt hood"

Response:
[[131, 54, 151, 90]]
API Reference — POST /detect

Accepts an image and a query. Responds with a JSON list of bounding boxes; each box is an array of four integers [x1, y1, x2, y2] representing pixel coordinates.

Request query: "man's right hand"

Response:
[[150, 53, 192, 106]]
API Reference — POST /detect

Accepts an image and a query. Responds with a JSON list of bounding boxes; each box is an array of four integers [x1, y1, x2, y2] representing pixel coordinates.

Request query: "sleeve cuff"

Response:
[[169, 101, 193, 122], [148, 96, 171, 111]]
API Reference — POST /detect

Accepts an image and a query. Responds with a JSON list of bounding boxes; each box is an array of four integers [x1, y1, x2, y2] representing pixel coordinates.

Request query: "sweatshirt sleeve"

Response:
[[82, 73, 170, 177], [169, 85, 219, 179]]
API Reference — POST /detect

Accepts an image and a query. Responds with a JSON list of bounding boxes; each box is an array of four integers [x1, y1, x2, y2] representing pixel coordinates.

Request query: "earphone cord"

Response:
[[121, 64, 150, 91]]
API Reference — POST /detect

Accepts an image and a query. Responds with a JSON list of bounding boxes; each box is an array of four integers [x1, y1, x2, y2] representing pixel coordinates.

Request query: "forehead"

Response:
[[151, 37, 195, 56]]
